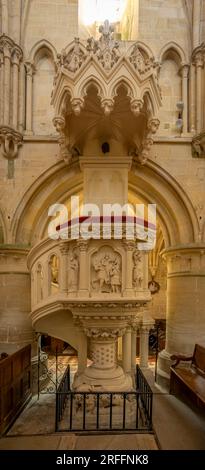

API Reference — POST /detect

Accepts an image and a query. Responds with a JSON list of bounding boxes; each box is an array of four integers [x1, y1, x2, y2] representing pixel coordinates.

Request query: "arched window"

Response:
[[158, 49, 182, 136], [49, 255, 59, 295], [33, 47, 55, 135]]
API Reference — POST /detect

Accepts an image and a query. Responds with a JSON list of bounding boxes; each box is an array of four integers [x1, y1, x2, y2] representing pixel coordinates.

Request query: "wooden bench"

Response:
[[170, 344, 205, 411]]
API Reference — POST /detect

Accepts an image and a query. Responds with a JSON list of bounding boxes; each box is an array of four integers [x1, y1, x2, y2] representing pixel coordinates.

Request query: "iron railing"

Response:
[[55, 365, 153, 433], [136, 364, 153, 426], [55, 364, 70, 428]]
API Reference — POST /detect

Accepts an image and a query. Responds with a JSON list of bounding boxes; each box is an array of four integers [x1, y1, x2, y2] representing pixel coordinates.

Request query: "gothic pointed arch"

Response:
[[11, 158, 199, 249], [158, 41, 189, 65], [28, 39, 57, 63]]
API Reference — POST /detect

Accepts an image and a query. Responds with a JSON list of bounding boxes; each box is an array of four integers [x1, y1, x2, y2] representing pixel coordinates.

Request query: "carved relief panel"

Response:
[[91, 246, 122, 294]]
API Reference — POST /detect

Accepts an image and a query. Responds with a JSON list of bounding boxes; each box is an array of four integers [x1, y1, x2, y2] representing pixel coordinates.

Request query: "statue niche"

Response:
[[91, 247, 122, 294]]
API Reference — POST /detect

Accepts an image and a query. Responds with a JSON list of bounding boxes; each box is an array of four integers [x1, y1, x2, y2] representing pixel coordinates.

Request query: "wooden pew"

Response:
[[170, 344, 205, 411]]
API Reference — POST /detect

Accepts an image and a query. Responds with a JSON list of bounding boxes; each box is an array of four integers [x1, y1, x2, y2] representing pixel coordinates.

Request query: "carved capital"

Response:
[[192, 132, 205, 158], [130, 99, 144, 116], [101, 99, 114, 116], [0, 126, 23, 159], [181, 64, 189, 79], [0, 35, 13, 57], [195, 52, 204, 68], [123, 240, 135, 252], [59, 242, 69, 255], [12, 45, 23, 65], [25, 61, 35, 77], [77, 239, 88, 252]]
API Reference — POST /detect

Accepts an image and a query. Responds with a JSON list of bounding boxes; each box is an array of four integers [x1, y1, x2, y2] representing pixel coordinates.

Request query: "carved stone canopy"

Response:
[[51, 22, 161, 166]]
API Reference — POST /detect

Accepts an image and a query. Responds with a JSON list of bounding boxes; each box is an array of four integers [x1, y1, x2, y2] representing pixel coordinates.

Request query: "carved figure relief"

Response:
[[91, 247, 122, 294], [133, 251, 144, 288], [129, 45, 153, 75], [57, 38, 87, 74], [68, 251, 79, 291]]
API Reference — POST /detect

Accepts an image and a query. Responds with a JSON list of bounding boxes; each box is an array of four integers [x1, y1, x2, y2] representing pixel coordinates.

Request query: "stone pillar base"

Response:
[[73, 364, 133, 392], [156, 349, 172, 390]]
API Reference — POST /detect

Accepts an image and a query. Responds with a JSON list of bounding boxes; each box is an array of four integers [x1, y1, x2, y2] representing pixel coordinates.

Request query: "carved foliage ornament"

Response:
[[55, 21, 160, 79], [84, 327, 126, 340]]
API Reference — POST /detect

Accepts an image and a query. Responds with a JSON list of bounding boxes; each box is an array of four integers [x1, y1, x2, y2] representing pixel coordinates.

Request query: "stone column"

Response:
[[25, 62, 34, 134], [124, 241, 135, 296], [158, 245, 205, 383], [195, 53, 204, 134], [122, 327, 132, 374], [77, 329, 87, 374], [118, 336, 122, 361], [181, 64, 189, 135], [131, 328, 137, 372], [3, 39, 11, 125], [73, 322, 132, 392], [77, 240, 89, 297], [0, 247, 33, 354], [59, 242, 69, 294], [19, 62, 25, 132], [12, 49, 20, 129], [139, 325, 150, 369], [189, 63, 196, 134]]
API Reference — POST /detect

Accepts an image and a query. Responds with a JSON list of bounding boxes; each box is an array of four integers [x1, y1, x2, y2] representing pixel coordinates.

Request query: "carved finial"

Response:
[[99, 20, 114, 39]]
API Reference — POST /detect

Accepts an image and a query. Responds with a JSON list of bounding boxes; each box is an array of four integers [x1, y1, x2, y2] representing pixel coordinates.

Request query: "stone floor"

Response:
[[0, 434, 158, 450], [1, 358, 205, 450], [144, 369, 205, 450]]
